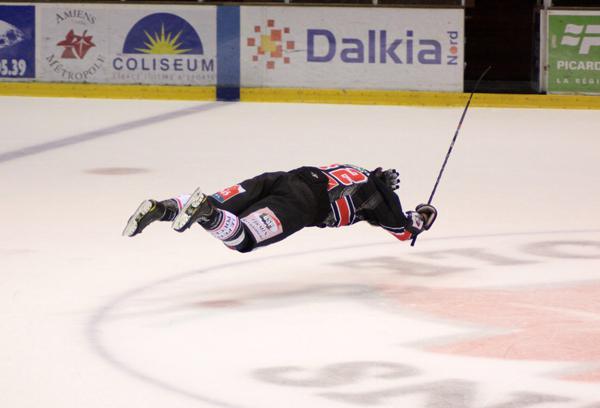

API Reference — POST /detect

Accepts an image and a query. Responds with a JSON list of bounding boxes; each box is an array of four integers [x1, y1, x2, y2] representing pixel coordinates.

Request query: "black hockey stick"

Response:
[[411, 66, 491, 247]]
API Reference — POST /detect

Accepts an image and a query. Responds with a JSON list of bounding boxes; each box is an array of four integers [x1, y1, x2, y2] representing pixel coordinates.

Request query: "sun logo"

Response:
[[247, 19, 295, 70], [123, 13, 203, 55], [135, 24, 191, 55]]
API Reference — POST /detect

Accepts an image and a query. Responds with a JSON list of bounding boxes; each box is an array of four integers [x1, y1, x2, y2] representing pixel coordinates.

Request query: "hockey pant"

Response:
[[181, 171, 321, 252]]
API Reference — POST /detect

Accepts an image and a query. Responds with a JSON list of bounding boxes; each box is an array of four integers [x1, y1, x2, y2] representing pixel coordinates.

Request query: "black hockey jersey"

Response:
[[295, 164, 413, 241]]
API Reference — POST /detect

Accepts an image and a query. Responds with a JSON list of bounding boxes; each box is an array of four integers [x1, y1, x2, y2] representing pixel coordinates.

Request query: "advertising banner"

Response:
[[107, 6, 216, 86], [37, 4, 216, 85], [240, 7, 464, 91], [547, 10, 600, 94], [0, 4, 35, 79], [38, 6, 108, 83]]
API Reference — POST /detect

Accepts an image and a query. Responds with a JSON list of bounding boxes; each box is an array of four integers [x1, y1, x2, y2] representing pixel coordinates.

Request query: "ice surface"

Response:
[[1, 96, 599, 408]]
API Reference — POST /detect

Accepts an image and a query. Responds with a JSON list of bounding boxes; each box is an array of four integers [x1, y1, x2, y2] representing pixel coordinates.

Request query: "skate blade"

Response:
[[122, 200, 154, 237], [172, 187, 205, 232]]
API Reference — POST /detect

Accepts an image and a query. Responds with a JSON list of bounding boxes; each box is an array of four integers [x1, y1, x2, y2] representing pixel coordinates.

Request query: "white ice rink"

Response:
[[1, 96, 600, 408]]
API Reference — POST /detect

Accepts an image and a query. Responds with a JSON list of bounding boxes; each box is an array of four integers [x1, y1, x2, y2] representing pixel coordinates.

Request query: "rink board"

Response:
[[2, 81, 600, 109], [0, 2, 463, 92], [239, 6, 463, 91], [546, 9, 600, 95]]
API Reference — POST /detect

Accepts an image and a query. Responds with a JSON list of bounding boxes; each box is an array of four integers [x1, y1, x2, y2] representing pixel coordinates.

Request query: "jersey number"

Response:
[[320, 165, 368, 191]]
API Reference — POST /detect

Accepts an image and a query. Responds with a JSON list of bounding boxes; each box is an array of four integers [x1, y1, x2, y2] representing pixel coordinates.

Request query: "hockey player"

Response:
[[123, 164, 437, 253]]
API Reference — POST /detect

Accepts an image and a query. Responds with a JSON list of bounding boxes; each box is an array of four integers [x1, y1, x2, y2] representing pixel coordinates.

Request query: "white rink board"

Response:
[[241, 7, 464, 91], [37, 4, 217, 85]]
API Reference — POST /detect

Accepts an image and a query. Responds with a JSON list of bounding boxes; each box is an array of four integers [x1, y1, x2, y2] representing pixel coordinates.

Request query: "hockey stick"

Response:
[[411, 65, 491, 247]]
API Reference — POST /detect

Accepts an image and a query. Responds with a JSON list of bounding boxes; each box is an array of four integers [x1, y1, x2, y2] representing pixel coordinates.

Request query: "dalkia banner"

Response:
[[548, 11, 600, 94], [241, 7, 464, 92]]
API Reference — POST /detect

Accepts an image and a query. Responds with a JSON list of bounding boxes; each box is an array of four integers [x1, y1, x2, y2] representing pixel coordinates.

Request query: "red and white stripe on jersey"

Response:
[[324, 173, 340, 191], [331, 196, 356, 227], [381, 224, 412, 241]]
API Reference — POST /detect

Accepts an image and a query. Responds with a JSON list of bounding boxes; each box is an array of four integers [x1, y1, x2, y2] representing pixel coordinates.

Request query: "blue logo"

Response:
[[122, 13, 203, 55], [306, 29, 459, 66], [113, 12, 214, 77], [0, 5, 35, 78]]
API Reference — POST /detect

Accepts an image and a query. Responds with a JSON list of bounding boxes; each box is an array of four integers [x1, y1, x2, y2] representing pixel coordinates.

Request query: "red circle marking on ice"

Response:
[[381, 283, 600, 382]]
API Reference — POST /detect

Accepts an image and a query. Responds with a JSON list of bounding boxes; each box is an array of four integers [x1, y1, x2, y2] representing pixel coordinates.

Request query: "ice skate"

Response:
[[122, 199, 171, 237], [171, 187, 214, 232]]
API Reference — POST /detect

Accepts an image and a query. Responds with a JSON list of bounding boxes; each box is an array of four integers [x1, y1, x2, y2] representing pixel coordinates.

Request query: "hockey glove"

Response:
[[382, 168, 400, 191], [405, 204, 438, 237], [405, 211, 426, 237], [415, 203, 437, 230], [372, 167, 400, 191]]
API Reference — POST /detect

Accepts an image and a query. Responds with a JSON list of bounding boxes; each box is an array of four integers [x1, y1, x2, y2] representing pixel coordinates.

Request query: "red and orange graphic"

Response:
[[247, 19, 295, 70], [213, 184, 246, 203], [57, 29, 95, 59]]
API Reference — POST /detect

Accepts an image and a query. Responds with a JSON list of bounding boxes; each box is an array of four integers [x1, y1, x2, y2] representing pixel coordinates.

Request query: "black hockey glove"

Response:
[[416, 203, 437, 230], [405, 211, 426, 237], [372, 167, 400, 191], [382, 168, 400, 191], [405, 204, 437, 237]]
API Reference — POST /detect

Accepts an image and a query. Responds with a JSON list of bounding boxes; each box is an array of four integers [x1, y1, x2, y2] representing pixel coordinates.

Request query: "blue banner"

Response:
[[0, 5, 35, 78]]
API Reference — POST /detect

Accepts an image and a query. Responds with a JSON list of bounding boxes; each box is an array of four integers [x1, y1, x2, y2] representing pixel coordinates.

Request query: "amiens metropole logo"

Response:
[[113, 12, 214, 73], [247, 19, 295, 70]]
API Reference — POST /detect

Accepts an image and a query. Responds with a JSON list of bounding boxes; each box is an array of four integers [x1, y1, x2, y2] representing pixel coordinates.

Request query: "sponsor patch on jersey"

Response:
[[241, 207, 283, 243], [212, 184, 246, 203]]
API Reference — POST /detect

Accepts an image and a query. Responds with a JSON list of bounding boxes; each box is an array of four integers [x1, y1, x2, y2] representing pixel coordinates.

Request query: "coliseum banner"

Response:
[[240, 7, 464, 91], [37, 3, 216, 85], [547, 10, 600, 95]]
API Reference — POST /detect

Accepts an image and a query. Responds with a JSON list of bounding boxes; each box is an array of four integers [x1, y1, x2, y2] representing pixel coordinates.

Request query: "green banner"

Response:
[[548, 13, 600, 94]]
